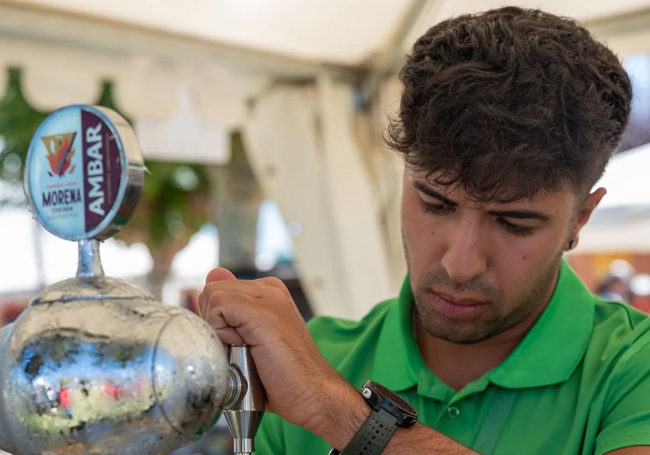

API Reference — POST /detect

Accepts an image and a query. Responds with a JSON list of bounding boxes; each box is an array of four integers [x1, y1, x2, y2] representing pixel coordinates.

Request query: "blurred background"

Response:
[[0, 0, 648, 453]]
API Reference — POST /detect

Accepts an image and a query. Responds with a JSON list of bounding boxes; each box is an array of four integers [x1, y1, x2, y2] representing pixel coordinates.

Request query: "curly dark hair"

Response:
[[387, 7, 632, 203]]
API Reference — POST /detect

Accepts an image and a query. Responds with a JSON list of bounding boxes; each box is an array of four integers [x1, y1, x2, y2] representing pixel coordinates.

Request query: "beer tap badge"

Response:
[[25, 105, 142, 241]]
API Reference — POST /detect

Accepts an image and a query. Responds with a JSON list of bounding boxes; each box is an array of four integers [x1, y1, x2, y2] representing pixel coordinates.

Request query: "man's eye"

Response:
[[420, 201, 450, 215], [498, 219, 534, 237]]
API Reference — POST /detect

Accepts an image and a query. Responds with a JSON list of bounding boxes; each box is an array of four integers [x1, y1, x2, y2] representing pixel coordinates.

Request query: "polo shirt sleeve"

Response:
[[253, 412, 286, 455], [595, 337, 650, 454]]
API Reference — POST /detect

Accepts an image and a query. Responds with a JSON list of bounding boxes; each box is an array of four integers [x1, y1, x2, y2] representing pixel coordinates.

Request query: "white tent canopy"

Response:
[[1, 0, 649, 317], [6, 0, 650, 66], [575, 143, 650, 253], [592, 143, 650, 216], [1, 0, 648, 133]]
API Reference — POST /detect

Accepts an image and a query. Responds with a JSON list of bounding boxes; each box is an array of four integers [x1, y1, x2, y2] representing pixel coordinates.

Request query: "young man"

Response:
[[198, 7, 647, 455]]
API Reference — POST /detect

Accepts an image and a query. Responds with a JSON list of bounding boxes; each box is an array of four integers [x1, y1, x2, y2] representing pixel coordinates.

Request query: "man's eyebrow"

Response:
[[413, 181, 458, 206], [487, 209, 551, 222], [413, 181, 552, 221]]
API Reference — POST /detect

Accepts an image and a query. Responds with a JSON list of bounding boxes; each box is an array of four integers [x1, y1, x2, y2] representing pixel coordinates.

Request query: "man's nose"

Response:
[[440, 219, 488, 284]]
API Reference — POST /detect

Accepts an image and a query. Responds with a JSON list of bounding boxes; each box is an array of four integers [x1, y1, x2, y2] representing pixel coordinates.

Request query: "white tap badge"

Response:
[[25, 105, 134, 240]]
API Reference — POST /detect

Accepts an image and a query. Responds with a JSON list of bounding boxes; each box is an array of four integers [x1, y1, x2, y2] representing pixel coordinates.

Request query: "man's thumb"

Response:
[[205, 267, 237, 283]]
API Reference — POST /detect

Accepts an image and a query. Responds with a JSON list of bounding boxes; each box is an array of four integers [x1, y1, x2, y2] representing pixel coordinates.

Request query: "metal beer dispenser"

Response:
[[0, 105, 265, 455]]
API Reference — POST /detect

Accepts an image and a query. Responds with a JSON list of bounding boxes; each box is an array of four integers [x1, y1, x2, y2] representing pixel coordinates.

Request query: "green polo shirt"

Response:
[[253, 261, 650, 454]]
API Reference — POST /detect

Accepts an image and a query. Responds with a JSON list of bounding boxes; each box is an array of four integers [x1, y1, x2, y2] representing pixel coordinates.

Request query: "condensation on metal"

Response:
[[0, 105, 261, 455], [0, 283, 231, 455]]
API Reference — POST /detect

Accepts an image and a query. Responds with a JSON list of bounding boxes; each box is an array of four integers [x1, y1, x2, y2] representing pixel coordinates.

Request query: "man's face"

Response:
[[402, 168, 602, 344]]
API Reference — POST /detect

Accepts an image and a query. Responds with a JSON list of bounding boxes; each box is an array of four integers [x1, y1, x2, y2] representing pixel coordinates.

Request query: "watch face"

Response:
[[368, 381, 417, 415]]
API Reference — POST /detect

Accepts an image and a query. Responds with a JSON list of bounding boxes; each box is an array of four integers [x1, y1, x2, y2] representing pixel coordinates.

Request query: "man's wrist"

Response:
[[313, 381, 371, 450]]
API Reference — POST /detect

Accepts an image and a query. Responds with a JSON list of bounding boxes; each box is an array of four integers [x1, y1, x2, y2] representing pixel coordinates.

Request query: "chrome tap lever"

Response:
[[224, 345, 266, 454]]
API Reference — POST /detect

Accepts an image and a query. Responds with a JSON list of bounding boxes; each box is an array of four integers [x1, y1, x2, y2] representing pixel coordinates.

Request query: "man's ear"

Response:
[[570, 187, 607, 247]]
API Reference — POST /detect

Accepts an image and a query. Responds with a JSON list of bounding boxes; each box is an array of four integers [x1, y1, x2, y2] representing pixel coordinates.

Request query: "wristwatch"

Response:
[[328, 380, 418, 455]]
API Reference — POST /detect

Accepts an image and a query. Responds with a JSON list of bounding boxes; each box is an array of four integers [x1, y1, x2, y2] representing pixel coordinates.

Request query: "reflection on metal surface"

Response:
[[76, 239, 105, 278], [0, 289, 231, 455], [0, 105, 267, 455]]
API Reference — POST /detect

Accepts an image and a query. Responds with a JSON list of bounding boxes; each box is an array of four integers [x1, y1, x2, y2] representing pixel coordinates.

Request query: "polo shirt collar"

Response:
[[489, 259, 594, 388], [371, 259, 595, 391]]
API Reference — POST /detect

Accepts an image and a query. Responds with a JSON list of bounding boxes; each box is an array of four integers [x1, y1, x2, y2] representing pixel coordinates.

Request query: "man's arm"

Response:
[[606, 449, 650, 454], [199, 271, 650, 455], [199, 270, 481, 454], [319, 381, 479, 455], [387, 426, 480, 454]]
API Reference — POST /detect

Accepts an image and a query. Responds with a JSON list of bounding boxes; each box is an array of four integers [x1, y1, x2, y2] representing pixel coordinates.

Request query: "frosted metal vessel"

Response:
[[0, 105, 264, 455]]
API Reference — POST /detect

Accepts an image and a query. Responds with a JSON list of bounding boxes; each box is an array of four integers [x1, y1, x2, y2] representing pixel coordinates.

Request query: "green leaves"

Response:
[[0, 68, 212, 248], [0, 67, 49, 206], [127, 160, 211, 248]]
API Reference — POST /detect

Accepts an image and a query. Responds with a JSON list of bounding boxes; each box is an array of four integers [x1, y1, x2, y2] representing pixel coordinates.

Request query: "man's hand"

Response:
[[197, 268, 368, 447]]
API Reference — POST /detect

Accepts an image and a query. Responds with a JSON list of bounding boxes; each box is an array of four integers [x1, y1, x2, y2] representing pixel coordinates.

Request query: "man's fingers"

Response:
[[202, 280, 291, 305], [204, 291, 250, 328], [197, 290, 209, 317], [205, 267, 237, 284], [203, 291, 283, 346], [204, 268, 293, 303], [199, 272, 300, 346], [201, 268, 237, 316], [256, 276, 293, 300], [215, 327, 245, 346], [197, 291, 205, 317]]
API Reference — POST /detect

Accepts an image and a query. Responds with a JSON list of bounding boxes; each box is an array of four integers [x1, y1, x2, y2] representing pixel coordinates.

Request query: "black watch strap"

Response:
[[330, 407, 397, 455]]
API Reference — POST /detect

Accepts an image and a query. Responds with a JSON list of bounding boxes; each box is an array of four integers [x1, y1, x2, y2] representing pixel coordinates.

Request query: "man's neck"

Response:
[[414, 303, 548, 392]]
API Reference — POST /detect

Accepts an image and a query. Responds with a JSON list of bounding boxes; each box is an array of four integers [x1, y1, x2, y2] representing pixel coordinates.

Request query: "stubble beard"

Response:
[[404, 238, 565, 345]]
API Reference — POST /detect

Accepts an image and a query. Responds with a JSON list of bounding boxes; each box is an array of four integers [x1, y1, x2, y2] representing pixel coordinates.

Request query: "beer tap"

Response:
[[225, 345, 266, 455], [0, 105, 265, 455]]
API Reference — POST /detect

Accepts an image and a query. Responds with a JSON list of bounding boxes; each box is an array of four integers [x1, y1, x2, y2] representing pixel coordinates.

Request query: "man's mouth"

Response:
[[429, 291, 490, 319]]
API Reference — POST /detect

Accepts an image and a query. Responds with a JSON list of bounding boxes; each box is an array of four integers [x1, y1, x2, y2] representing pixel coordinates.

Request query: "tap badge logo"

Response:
[[26, 105, 139, 240], [42, 132, 77, 177]]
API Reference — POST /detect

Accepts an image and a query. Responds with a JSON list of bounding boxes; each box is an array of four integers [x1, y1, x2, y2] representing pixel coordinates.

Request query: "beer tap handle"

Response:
[[224, 345, 266, 454]]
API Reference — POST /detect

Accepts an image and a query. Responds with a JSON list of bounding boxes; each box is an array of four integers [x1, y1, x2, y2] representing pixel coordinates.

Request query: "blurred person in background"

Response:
[[59, 379, 72, 419], [0, 300, 28, 326], [597, 259, 634, 302], [597, 275, 629, 302], [199, 7, 649, 455], [630, 274, 650, 314]]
